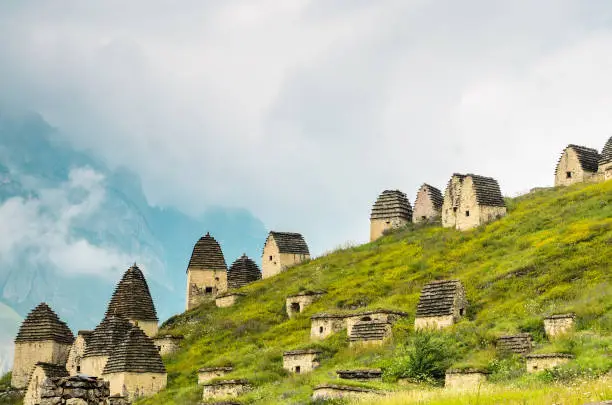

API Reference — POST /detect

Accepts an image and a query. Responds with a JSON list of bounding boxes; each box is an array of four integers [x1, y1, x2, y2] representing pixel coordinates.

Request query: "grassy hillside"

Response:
[[140, 181, 612, 405]]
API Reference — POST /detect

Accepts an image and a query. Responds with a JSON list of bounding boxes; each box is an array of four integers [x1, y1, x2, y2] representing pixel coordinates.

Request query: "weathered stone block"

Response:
[[201, 380, 252, 399], [525, 353, 574, 373], [544, 314, 575, 338], [445, 369, 489, 391], [312, 384, 383, 401], [198, 367, 233, 385], [282, 349, 321, 374], [285, 291, 325, 318]]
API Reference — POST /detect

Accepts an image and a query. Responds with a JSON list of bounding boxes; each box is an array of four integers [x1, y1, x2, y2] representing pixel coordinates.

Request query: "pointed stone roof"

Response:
[[416, 280, 465, 317], [267, 231, 310, 255], [466, 174, 506, 207], [33, 362, 69, 379], [600, 136, 612, 165], [102, 326, 166, 374], [227, 254, 261, 289], [83, 315, 133, 358], [188, 232, 228, 271], [557, 144, 600, 173], [15, 303, 74, 344], [370, 190, 413, 221], [77, 330, 94, 345], [416, 184, 443, 210], [105, 264, 158, 322]]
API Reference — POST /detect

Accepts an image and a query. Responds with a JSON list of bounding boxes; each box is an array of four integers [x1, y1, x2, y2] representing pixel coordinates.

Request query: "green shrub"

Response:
[[383, 332, 458, 384]]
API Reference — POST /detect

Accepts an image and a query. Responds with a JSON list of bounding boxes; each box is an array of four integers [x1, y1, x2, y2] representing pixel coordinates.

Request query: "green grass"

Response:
[[138, 181, 612, 405]]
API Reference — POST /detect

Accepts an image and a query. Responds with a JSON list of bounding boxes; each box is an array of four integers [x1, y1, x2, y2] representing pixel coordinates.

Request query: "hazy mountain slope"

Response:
[[0, 111, 267, 373], [140, 181, 611, 405]]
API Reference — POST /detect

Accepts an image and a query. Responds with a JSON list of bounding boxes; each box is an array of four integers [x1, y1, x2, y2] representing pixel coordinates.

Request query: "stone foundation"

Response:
[[80, 355, 109, 378], [215, 293, 245, 308], [525, 354, 574, 373], [345, 310, 406, 336], [282, 350, 321, 374], [414, 315, 455, 331], [312, 384, 382, 401], [201, 380, 252, 399], [445, 369, 489, 391], [310, 314, 347, 340], [544, 314, 575, 338], [198, 367, 233, 385], [285, 291, 325, 318], [103, 371, 167, 401], [12, 340, 72, 389], [37, 375, 127, 405], [370, 217, 409, 241], [153, 335, 184, 357], [336, 369, 382, 381]]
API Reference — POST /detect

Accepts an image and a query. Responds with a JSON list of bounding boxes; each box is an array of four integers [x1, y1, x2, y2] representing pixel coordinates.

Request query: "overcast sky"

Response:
[[1, 0, 612, 255]]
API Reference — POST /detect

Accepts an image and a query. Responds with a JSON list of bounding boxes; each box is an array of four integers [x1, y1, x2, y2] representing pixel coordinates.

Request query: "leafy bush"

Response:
[[0, 372, 11, 389], [383, 333, 457, 384]]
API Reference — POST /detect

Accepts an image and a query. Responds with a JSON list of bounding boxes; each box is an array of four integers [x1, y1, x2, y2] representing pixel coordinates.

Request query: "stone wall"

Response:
[[80, 355, 108, 378], [215, 294, 237, 308], [445, 371, 488, 391], [67, 335, 88, 376], [186, 269, 228, 310], [104, 372, 167, 401], [285, 293, 323, 318], [152, 336, 183, 357], [128, 320, 158, 339], [201, 380, 251, 399], [600, 162, 612, 181], [24, 366, 50, 405], [414, 315, 455, 331], [454, 176, 480, 231], [555, 148, 596, 186], [442, 176, 464, 228], [36, 375, 127, 405], [370, 217, 409, 241], [413, 188, 440, 224], [310, 316, 346, 340], [197, 367, 233, 385], [345, 311, 405, 336], [282, 351, 320, 374], [262, 236, 310, 279], [526, 355, 573, 373], [312, 384, 381, 401], [12, 341, 71, 389], [544, 315, 575, 338]]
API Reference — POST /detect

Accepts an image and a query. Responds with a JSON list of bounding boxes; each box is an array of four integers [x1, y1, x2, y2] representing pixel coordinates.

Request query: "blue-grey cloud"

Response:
[[1, 1, 612, 254]]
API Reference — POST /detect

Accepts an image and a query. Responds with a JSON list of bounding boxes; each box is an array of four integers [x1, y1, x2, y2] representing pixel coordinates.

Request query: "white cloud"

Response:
[[0, 1, 611, 253], [0, 167, 132, 278]]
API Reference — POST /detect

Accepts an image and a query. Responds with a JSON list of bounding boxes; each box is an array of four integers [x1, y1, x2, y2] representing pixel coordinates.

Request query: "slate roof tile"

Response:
[[188, 232, 228, 271], [227, 254, 262, 289], [370, 190, 413, 220], [105, 264, 158, 322], [416, 280, 465, 317], [600, 136, 612, 166], [83, 315, 133, 358], [267, 232, 310, 255], [15, 303, 74, 345], [103, 326, 166, 374], [467, 174, 506, 207]]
